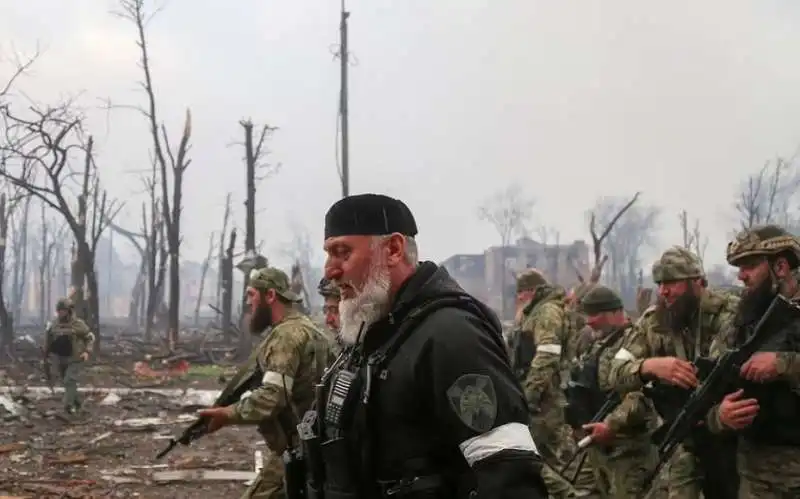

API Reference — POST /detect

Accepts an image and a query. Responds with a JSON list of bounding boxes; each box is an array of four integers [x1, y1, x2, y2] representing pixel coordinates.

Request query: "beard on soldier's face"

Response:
[[737, 274, 776, 325], [655, 288, 699, 332], [337, 256, 392, 346], [249, 302, 273, 335]]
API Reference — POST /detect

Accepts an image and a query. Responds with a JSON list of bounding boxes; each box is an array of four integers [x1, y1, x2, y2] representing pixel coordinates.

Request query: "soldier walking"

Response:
[[44, 298, 95, 415], [197, 267, 331, 499]]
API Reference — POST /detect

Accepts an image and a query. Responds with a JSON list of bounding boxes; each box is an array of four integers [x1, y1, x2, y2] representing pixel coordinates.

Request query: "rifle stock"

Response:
[[641, 294, 800, 497]]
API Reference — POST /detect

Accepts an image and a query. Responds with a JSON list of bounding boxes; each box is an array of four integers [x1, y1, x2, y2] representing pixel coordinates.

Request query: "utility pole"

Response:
[[339, 0, 350, 197]]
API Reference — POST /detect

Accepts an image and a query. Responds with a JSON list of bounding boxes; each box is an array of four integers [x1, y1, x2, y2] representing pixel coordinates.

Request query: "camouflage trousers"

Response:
[[667, 444, 702, 499], [531, 416, 598, 498], [739, 474, 800, 498], [588, 444, 658, 499], [54, 356, 82, 412], [241, 450, 285, 499]]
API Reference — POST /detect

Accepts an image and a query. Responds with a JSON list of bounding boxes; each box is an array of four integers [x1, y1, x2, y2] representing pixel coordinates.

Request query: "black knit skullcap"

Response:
[[324, 194, 418, 239]]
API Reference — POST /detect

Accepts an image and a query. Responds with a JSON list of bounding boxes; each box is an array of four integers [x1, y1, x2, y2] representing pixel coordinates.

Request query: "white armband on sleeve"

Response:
[[458, 422, 539, 466], [537, 344, 562, 355], [262, 371, 294, 393], [614, 348, 636, 362]]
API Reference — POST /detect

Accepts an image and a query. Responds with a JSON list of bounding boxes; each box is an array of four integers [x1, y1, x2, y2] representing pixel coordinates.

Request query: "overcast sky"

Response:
[[3, 0, 800, 272]]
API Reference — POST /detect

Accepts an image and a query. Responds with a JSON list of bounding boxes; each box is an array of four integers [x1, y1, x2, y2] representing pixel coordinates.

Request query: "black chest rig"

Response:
[[735, 304, 800, 446], [510, 292, 559, 381], [564, 327, 625, 429], [296, 292, 504, 499]]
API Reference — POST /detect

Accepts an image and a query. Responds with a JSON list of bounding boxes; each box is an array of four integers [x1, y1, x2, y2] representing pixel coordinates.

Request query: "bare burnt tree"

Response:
[[477, 184, 535, 314], [221, 229, 237, 339], [109, 221, 145, 328], [279, 219, 318, 310], [589, 194, 659, 306], [576, 192, 640, 287], [194, 231, 215, 326], [216, 193, 232, 312], [9, 195, 30, 323], [35, 202, 67, 325], [114, 0, 192, 348], [678, 209, 708, 264], [535, 225, 562, 284], [0, 103, 122, 349], [734, 155, 800, 233]]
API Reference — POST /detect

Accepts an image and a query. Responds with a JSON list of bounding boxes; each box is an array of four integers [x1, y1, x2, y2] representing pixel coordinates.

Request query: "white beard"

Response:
[[337, 259, 392, 345]]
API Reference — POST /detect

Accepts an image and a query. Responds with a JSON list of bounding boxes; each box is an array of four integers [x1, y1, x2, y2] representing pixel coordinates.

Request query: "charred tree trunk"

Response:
[[11, 196, 31, 324], [221, 229, 236, 339], [216, 193, 231, 311], [38, 204, 48, 325], [194, 231, 214, 326], [0, 195, 14, 351]]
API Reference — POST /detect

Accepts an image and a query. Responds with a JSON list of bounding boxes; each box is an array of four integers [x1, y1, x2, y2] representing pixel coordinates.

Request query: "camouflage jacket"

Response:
[[582, 323, 659, 447], [609, 288, 739, 394], [45, 317, 95, 360], [232, 309, 331, 453], [520, 286, 573, 412], [705, 288, 800, 484]]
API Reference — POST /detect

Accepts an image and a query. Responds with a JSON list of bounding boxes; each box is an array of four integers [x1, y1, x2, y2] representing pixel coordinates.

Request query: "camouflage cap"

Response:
[[726, 224, 800, 268], [652, 246, 704, 283], [317, 277, 341, 299], [248, 267, 302, 302], [56, 298, 73, 311], [580, 285, 624, 315], [516, 268, 548, 292]]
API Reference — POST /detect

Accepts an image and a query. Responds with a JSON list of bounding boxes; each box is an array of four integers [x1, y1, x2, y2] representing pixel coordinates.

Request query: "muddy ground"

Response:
[[0, 358, 263, 498]]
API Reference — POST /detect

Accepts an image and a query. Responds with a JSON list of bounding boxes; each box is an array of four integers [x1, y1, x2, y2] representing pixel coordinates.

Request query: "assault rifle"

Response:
[[155, 365, 261, 460], [558, 391, 622, 483], [641, 293, 800, 497]]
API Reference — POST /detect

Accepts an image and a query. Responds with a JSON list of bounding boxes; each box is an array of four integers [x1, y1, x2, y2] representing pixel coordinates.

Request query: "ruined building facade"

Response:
[[441, 237, 591, 320]]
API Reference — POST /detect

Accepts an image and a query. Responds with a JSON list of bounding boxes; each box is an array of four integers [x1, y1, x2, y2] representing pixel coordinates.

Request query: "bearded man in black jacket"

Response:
[[295, 193, 547, 499]]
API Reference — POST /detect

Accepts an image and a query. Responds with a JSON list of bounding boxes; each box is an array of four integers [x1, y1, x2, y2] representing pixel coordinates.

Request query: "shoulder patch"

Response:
[[446, 373, 498, 433]]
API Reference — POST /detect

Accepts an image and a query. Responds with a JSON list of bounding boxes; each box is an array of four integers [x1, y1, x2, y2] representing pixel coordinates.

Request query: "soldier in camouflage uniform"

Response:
[[44, 298, 95, 414], [317, 277, 342, 356], [512, 269, 595, 497], [573, 286, 660, 498], [706, 225, 800, 498], [608, 247, 739, 499], [198, 267, 331, 499]]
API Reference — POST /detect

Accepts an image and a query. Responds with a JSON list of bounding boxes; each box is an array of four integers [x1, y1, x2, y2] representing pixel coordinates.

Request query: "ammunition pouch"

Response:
[[510, 328, 535, 382], [564, 381, 604, 429], [49, 334, 73, 357], [284, 447, 308, 499]]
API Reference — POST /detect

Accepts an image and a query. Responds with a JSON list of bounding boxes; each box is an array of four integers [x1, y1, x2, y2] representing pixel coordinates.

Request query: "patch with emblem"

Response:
[[446, 373, 498, 433]]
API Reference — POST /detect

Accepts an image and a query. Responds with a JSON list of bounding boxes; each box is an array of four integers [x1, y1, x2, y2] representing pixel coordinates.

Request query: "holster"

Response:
[[283, 447, 307, 499], [321, 437, 360, 499]]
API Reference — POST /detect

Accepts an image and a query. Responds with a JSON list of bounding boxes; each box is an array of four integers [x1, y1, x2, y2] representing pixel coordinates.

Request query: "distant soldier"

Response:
[[317, 277, 342, 356], [197, 267, 331, 499], [511, 269, 597, 497], [44, 298, 95, 415], [568, 285, 659, 498]]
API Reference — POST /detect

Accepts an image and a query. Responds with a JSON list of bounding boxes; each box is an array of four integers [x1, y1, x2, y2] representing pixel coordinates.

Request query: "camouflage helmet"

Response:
[[516, 268, 548, 292], [726, 224, 800, 268], [317, 277, 341, 299], [652, 246, 704, 284], [580, 285, 624, 315], [56, 298, 73, 311]]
